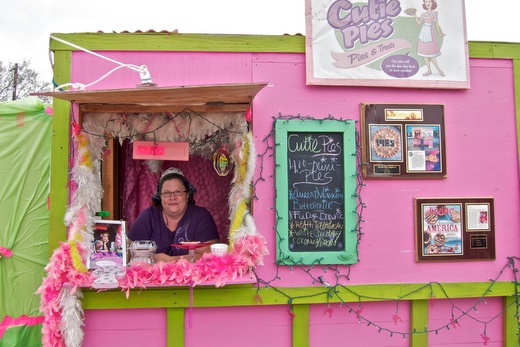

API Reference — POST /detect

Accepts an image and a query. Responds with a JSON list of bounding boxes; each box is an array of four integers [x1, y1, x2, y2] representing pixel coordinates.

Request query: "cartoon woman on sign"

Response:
[[413, 0, 445, 77]]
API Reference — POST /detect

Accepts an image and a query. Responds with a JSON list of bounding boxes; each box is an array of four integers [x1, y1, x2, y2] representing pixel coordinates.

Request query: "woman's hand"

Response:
[[154, 253, 174, 262], [153, 253, 189, 263]]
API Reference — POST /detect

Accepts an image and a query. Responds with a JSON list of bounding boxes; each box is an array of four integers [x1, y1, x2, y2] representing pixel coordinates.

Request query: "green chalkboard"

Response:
[[275, 119, 359, 265]]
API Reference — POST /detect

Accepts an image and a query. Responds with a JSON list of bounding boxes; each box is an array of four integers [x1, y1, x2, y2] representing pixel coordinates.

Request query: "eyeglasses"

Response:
[[160, 190, 187, 198]]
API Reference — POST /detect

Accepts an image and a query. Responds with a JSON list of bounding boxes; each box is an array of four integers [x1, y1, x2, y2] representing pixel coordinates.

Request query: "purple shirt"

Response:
[[128, 204, 219, 255]]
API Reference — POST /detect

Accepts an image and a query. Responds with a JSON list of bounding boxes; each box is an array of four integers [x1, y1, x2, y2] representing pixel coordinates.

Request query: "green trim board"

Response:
[[292, 304, 310, 346], [80, 282, 518, 347], [167, 307, 184, 347], [274, 119, 358, 265], [48, 50, 72, 254], [410, 300, 429, 346], [503, 296, 517, 347], [48, 33, 520, 59], [49, 33, 306, 54], [80, 281, 516, 309]]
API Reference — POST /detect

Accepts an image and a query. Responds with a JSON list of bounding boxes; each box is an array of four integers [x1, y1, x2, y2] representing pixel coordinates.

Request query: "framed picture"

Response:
[[305, 0, 470, 89], [414, 198, 495, 262], [87, 220, 127, 269], [361, 103, 446, 179], [465, 203, 491, 231]]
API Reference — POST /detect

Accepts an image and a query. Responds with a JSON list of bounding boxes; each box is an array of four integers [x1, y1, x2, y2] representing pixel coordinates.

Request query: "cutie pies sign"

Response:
[[305, 0, 469, 89]]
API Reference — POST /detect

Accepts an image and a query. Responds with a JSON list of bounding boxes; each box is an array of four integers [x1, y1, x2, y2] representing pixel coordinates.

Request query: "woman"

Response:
[[95, 232, 111, 251], [128, 167, 219, 262], [414, 0, 445, 77]]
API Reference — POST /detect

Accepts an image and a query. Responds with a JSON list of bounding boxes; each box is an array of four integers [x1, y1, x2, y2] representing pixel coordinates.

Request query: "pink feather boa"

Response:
[[38, 235, 267, 346], [37, 242, 93, 347], [119, 234, 268, 294]]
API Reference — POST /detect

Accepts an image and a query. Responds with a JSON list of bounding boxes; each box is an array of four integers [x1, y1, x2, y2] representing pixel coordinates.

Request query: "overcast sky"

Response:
[[1, 0, 519, 82]]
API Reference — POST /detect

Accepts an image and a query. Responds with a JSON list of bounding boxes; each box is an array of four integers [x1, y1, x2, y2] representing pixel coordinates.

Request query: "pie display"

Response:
[[404, 8, 416, 16], [371, 127, 401, 159], [426, 244, 439, 254], [425, 212, 438, 225], [450, 210, 461, 223], [433, 233, 446, 247]]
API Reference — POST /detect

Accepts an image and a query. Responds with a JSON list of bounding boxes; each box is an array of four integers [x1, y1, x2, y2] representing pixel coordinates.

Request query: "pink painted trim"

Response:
[[0, 247, 13, 257], [0, 315, 44, 339]]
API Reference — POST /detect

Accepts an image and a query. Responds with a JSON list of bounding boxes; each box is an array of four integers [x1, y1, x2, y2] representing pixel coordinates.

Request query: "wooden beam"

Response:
[[80, 103, 249, 114], [503, 296, 518, 347], [410, 300, 428, 346], [35, 83, 267, 109], [101, 137, 119, 219], [81, 281, 517, 309], [49, 32, 306, 53], [48, 51, 72, 255], [292, 304, 310, 347], [167, 307, 185, 347]]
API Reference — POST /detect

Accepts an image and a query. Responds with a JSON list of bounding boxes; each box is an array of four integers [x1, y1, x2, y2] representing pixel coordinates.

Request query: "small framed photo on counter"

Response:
[[87, 220, 127, 269]]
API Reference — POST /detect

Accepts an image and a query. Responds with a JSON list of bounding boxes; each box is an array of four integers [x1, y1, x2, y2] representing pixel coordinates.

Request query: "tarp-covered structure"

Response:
[[0, 96, 51, 346]]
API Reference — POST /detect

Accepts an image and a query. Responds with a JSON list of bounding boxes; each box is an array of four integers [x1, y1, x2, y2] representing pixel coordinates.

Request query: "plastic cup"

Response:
[[210, 243, 229, 256]]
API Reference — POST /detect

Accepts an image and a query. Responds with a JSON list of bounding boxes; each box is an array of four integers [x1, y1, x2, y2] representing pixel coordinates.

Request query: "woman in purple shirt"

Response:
[[128, 167, 219, 262]]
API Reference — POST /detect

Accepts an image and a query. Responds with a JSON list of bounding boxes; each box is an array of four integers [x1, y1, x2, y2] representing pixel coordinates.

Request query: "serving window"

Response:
[[94, 111, 243, 241], [41, 83, 268, 282]]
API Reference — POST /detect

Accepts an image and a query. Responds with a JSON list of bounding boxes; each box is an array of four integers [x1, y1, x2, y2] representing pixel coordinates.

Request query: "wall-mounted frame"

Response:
[[361, 103, 446, 179], [274, 119, 358, 265], [87, 220, 127, 269], [414, 197, 495, 262], [305, 0, 470, 89]]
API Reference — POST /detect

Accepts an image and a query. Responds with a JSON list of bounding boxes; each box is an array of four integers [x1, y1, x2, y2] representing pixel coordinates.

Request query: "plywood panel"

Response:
[[83, 308, 166, 347], [185, 306, 292, 347], [251, 54, 520, 286]]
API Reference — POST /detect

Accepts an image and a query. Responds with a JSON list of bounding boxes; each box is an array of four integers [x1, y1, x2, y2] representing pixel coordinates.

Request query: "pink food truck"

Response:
[[6, 2, 518, 346]]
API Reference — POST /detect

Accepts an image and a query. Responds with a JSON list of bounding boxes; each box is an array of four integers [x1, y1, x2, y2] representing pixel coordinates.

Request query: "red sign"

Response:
[[132, 141, 189, 161]]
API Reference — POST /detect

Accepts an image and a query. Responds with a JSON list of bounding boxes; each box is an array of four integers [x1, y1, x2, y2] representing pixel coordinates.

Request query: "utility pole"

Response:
[[12, 63, 18, 100]]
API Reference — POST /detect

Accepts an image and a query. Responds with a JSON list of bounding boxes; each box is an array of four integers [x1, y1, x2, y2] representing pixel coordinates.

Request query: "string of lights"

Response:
[[255, 113, 365, 267], [71, 107, 246, 156], [66, 110, 520, 343], [252, 113, 520, 343]]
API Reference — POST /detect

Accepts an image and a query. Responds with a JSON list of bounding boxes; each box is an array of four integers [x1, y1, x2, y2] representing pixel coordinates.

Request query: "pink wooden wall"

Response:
[[71, 50, 519, 346]]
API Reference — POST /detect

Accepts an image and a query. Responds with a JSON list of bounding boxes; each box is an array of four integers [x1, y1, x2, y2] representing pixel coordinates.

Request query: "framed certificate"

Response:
[[361, 103, 446, 179], [414, 198, 495, 262]]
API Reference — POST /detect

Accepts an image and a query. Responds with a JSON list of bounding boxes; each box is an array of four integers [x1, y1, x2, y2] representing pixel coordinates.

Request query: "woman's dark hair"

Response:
[[422, 0, 437, 10], [151, 172, 196, 206]]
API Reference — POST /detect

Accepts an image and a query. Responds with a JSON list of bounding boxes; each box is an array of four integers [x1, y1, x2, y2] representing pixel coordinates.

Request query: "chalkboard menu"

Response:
[[286, 131, 345, 252], [275, 119, 358, 265]]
